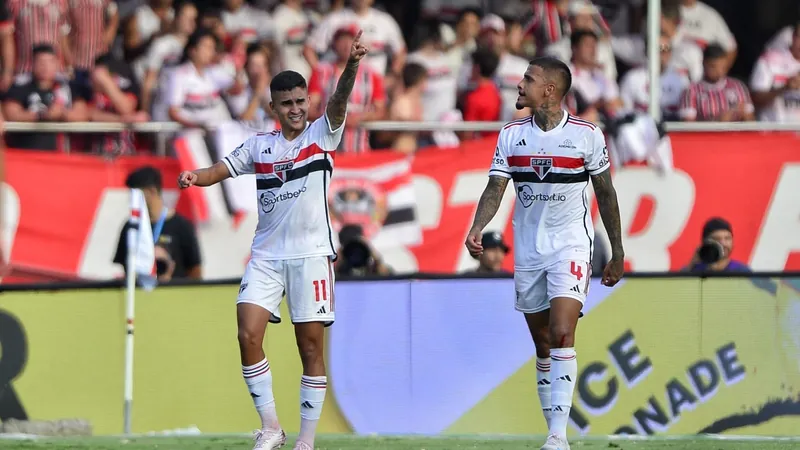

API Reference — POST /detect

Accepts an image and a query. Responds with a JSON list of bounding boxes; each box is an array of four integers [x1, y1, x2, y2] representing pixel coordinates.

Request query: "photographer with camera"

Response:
[[685, 217, 750, 273], [334, 224, 392, 277]]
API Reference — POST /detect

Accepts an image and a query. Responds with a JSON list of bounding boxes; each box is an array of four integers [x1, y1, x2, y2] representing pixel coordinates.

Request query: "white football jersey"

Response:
[[489, 112, 609, 270], [620, 66, 690, 120], [750, 49, 800, 123], [222, 115, 345, 260]]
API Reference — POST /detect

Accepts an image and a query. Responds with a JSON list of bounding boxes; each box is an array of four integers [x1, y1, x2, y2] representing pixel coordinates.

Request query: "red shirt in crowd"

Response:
[[463, 79, 502, 138]]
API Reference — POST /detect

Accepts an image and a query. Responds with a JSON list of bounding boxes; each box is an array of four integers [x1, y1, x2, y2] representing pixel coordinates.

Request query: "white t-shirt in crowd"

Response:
[[407, 50, 458, 121], [678, 1, 736, 51], [495, 52, 530, 121], [222, 114, 345, 260], [766, 26, 793, 51], [750, 48, 800, 123], [164, 62, 233, 125], [271, 4, 312, 79], [489, 112, 609, 270], [620, 66, 690, 119], [222, 4, 274, 43], [307, 7, 406, 75], [570, 65, 620, 107]]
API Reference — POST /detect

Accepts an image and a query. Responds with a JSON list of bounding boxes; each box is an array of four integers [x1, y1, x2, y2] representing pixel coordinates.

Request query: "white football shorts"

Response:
[[515, 260, 591, 314], [237, 256, 336, 326]]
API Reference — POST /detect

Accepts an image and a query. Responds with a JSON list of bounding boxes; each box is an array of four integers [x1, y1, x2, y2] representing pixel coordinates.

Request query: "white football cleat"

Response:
[[292, 441, 314, 450], [540, 433, 570, 450], [252, 429, 286, 449]]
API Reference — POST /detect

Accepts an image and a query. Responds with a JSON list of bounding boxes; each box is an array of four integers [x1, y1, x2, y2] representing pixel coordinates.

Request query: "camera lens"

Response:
[[698, 239, 723, 264]]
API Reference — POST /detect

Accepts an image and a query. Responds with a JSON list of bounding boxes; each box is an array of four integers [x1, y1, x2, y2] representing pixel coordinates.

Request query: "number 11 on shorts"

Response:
[[312, 280, 328, 302]]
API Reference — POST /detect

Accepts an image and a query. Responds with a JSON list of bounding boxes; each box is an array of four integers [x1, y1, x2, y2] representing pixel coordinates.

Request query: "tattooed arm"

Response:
[[465, 176, 510, 256], [326, 30, 369, 131], [591, 169, 625, 285]]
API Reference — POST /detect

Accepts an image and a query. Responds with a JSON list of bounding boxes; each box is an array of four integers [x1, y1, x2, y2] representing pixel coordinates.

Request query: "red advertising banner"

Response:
[[3, 131, 800, 282]]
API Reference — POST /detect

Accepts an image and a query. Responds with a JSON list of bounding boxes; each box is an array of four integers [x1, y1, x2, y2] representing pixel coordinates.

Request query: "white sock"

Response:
[[536, 357, 553, 429], [549, 348, 577, 438], [242, 358, 280, 431], [298, 375, 327, 446]]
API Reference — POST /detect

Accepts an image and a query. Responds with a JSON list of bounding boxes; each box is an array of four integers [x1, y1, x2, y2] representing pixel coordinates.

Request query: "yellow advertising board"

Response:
[[1, 277, 799, 436]]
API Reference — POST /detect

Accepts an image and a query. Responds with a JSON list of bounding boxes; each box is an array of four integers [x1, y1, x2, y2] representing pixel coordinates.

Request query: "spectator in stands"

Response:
[[140, 2, 197, 114], [222, 0, 275, 45], [680, 44, 754, 122], [165, 29, 233, 129], [334, 224, 391, 277], [2, 45, 90, 151], [750, 22, 800, 123], [611, 0, 703, 82], [470, 231, 511, 274], [525, 0, 610, 53], [309, 24, 386, 152], [114, 166, 202, 281], [89, 53, 148, 155], [227, 44, 273, 126], [125, 0, 175, 80], [472, 14, 529, 121], [570, 30, 623, 122], [678, 0, 736, 67], [684, 217, 750, 273], [69, 0, 119, 90], [620, 34, 690, 120], [0, 3, 14, 91], [421, 0, 483, 24], [444, 8, 481, 75], [199, 9, 226, 44], [407, 20, 458, 123], [505, 17, 525, 58], [8, 0, 71, 75], [545, 0, 617, 82], [305, 0, 406, 80], [462, 47, 501, 139], [272, 0, 313, 80], [384, 62, 427, 153]]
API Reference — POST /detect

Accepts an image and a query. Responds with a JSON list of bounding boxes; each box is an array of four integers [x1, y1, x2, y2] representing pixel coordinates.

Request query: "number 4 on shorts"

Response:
[[570, 261, 584, 281]]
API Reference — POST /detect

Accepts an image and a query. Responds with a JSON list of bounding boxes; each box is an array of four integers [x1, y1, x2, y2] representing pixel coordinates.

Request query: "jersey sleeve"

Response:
[[749, 55, 774, 92], [488, 131, 512, 179], [222, 137, 256, 177], [310, 112, 345, 151], [585, 127, 610, 176]]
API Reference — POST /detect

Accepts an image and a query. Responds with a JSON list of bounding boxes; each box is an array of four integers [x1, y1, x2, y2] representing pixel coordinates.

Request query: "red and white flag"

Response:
[[331, 152, 421, 247], [128, 189, 156, 290]]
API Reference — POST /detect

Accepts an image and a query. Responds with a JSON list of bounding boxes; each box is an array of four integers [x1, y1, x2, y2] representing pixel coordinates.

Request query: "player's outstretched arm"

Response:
[[178, 162, 231, 189], [465, 176, 509, 256], [591, 170, 625, 286], [325, 30, 369, 131]]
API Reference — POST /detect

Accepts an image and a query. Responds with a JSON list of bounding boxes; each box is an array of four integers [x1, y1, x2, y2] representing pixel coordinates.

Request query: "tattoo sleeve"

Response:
[[470, 176, 509, 232], [591, 170, 625, 258], [325, 60, 360, 130]]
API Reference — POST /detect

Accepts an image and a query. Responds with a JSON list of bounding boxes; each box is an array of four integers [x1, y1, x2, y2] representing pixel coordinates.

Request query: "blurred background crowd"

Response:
[[0, 0, 798, 155]]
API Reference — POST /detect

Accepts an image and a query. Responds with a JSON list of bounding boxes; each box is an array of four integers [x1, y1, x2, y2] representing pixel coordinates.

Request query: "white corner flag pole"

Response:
[[123, 218, 137, 435]]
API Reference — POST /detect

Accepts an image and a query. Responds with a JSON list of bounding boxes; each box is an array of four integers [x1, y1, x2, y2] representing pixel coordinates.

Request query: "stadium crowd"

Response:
[[0, 0, 797, 154]]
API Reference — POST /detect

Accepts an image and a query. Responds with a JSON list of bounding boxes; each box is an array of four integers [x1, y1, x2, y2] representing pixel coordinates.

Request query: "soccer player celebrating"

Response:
[[177, 31, 369, 450], [465, 56, 624, 450]]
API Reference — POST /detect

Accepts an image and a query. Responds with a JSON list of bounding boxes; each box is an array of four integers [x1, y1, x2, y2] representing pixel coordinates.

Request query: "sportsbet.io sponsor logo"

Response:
[[260, 187, 307, 213], [517, 185, 567, 208]]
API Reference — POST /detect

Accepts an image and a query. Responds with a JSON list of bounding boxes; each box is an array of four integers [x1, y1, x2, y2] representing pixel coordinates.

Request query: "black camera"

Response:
[[341, 239, 372, 270], [697, 239, 724, 264]]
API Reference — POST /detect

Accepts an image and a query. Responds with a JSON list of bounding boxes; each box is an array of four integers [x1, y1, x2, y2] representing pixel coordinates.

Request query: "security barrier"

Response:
[[1, 274, 799, 436]]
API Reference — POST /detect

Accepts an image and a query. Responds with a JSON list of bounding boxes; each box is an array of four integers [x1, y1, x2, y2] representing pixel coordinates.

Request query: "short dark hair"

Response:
[[570, 29, 598, 49], [529, 56, 572, 96], [703, 43, 727, 62], [32, 44, 56, 57], [794, 21, 800, 37], [472, 47, 500, 78], [181, 28, 218, 63], [126, 166, 163, 192], [456, 7, 482, 24], [414, 19, 442, 49], [402, 63, 427, 88], [270, 70, 307, 95], [661, 0, 681, 22]]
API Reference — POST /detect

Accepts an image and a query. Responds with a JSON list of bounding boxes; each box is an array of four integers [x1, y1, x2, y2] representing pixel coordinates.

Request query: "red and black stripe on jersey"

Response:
[[507, 155, 588, 184]]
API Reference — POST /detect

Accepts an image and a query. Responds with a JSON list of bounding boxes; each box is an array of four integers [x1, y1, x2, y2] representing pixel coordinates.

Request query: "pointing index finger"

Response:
[[354, 30, 363, 42]]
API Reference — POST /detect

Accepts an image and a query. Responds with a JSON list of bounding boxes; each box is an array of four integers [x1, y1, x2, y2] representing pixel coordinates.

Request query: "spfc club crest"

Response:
[[531, 157, 553, 180], [328, 178, 388, 239], [273, 161, 294, 182]]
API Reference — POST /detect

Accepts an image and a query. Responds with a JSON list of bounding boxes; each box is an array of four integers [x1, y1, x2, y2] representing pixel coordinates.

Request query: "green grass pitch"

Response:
[[1, 435, 799, 450]]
